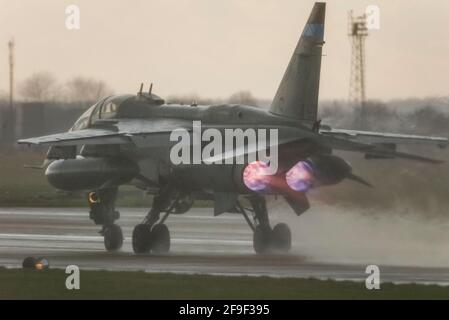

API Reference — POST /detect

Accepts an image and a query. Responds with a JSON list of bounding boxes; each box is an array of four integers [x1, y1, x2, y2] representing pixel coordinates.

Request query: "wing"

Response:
[[320, 127, 448, 148], [17, 128, 129, 146], [17, 119, 192, 147]]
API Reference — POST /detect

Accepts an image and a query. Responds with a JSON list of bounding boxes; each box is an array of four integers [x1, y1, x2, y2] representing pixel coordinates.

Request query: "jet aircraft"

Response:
[[19, 3, 447, 254]]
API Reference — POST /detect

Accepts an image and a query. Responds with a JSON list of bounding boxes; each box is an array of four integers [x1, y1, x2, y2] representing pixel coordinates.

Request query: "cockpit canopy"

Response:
[[71, 93, 165, 131]]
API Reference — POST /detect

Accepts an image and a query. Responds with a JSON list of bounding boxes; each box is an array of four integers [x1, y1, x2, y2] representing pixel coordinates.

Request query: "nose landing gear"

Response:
[[88, 188, 123, 252], [103, 224, 123, 252]]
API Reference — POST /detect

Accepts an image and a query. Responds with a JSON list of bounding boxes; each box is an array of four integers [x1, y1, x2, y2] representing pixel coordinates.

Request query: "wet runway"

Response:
[[0, 207, 449, 285]]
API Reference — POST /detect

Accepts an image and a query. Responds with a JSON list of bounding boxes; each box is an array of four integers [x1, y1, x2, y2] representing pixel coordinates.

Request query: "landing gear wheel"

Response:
[[132, 224, 152, 254], [253, 226, 272, 254], [151, 224, 171, 254], [271, 223, 291, 252], [104, 224, 123, 252]]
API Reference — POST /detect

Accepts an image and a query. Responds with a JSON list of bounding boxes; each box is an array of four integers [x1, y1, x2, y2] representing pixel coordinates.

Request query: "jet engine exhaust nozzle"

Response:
[[285, 160, 315, 192], [242, 161, 272, 192], [285, 155, 372, 192]]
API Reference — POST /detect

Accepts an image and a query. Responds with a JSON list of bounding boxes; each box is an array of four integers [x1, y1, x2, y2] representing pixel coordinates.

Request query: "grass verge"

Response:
[[0, 268, 448, 299]]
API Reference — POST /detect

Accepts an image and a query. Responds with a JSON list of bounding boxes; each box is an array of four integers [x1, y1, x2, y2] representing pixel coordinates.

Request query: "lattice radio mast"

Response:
[[348, 11, 368, 128]]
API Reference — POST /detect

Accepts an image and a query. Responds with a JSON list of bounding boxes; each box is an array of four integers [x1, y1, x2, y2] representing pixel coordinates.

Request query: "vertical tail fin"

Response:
[[270, 2, 325, 123]]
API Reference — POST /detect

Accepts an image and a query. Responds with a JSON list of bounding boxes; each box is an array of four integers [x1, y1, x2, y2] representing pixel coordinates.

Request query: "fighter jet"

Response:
[[18, 2, 447, 254]]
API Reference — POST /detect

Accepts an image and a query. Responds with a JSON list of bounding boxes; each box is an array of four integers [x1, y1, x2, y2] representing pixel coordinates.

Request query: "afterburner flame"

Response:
[[243, 161, 272, 191], [286, 160, 315, 192]]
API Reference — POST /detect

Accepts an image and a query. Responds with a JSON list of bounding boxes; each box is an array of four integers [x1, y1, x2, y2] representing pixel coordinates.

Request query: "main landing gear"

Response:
[[237, 195, 292, 254], [89, 185, 289, 255], [88, 188, 123, 252], [132, 186, 189, 255]]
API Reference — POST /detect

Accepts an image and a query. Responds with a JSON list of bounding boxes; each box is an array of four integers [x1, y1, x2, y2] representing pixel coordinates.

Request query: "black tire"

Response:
[[132, 224, 152, 254], [253, 226, 271, 254], [104, 224, 123, 252], [151, 224, 170, 254], [22, 256, 37, 269], [271, 223, 292, 252]]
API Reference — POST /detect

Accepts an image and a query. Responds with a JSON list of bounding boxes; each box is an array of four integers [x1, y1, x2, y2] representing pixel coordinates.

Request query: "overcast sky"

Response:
[[1, 0, 448, 101]]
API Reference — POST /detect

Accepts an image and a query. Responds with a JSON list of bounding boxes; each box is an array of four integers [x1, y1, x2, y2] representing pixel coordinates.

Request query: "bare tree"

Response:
[[19, 72, 59, 102], [65, 76, 113, 102]]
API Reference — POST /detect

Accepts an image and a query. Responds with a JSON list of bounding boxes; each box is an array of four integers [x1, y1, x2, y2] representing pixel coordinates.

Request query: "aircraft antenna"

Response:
[[149, 83, 153, 95], [348, 11, 369, 129], [138, 83, 143, 95]]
